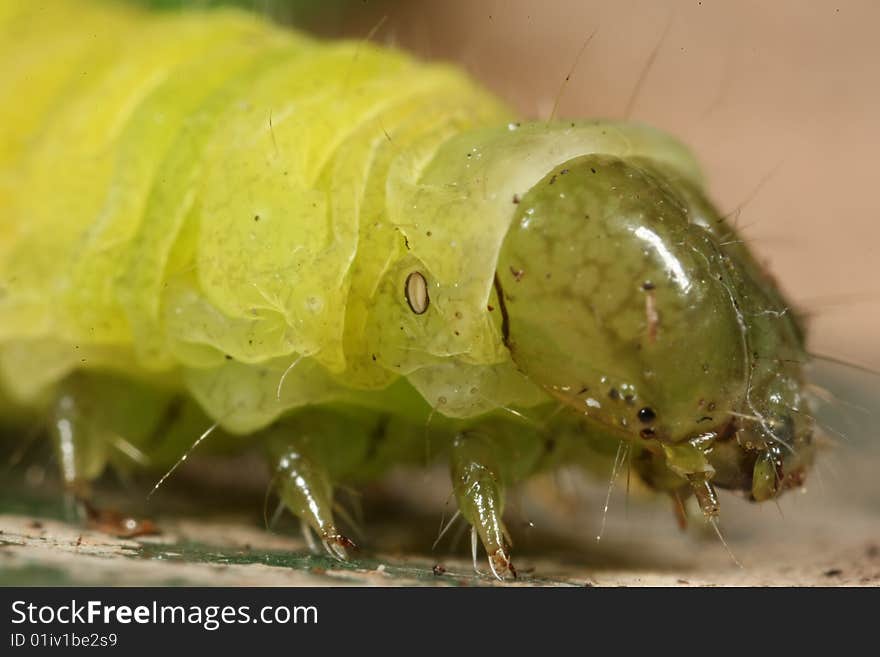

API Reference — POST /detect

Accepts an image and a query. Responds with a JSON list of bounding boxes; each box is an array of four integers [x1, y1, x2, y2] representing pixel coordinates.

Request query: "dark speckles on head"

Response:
[[404, 271, 429, 315]]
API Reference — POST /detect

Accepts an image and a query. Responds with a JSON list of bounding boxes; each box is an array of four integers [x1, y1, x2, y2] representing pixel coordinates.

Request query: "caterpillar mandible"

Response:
[[0, 0, 819, 579]]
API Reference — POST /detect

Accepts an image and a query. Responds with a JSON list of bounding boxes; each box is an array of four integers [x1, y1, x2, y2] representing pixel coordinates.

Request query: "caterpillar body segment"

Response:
[[0, 0, 816, 577]]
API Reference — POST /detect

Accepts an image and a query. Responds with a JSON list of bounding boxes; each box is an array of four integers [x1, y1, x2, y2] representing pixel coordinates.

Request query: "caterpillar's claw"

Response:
[[469, 527, 516, 581], [299, 518, 357, 561], [488, 546, 517, 581], [303, 521, 355, 561], [322, 534, 356, 561]]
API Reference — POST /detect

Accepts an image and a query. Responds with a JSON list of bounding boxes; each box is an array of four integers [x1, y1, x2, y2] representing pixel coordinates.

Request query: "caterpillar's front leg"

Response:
[[449, 433, 517, 580], [633, 443, 727, 532]]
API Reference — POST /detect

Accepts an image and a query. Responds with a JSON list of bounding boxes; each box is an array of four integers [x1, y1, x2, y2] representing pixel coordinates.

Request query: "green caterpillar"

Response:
[[0, 0, 816, 578]]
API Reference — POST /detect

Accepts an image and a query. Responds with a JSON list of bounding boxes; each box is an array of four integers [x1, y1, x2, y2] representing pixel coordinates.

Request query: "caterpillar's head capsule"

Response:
[[496, 151, 815, 505], [707, 408, 816, 502]]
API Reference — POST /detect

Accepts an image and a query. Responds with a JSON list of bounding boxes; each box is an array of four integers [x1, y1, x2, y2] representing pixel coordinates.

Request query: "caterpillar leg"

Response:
[[49, 377, 111, 518], [263, 411, 372, 561], [47, 372, 182, 535], [633, 445, 725, 524], [271, 444, 355, 560], [449, 433, 516, 580]]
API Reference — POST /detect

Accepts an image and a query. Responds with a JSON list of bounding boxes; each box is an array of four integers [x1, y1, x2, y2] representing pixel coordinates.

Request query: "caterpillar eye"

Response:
[[404, 271, 429, 315]]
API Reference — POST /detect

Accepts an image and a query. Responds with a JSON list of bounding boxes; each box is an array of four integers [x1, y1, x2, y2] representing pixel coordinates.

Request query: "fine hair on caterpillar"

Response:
[[0, 0, 876, 583]]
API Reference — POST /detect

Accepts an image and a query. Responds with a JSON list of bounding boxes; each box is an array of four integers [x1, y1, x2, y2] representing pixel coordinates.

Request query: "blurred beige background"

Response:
[[339, 0, 879, 370]]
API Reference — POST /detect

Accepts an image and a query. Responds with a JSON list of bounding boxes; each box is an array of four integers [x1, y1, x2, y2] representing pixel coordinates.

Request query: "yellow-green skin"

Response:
[[0, 0, 816, 573], [0, 0, 698, 426]]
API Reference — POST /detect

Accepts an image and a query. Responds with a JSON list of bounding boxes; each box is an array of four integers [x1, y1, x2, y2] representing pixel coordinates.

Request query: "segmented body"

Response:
[[0, 0, 815, 576]]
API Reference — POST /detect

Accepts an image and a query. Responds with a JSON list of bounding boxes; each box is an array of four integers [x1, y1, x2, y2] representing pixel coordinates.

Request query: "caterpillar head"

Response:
[[496, 152, 815, 507]]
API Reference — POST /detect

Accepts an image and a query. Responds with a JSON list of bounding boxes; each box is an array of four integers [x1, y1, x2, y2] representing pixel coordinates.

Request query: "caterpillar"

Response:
[[0, 0, 820, 580]]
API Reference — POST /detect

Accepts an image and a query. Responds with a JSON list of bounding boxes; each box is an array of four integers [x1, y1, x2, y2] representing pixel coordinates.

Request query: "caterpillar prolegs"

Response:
[[0, 0, 816, 578]]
